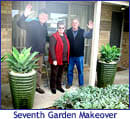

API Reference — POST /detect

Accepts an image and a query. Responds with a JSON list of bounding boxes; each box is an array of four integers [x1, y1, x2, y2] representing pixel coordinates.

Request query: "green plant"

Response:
[[54, 84, 129, 109], [6, 47, 39, 73], [99, 44, 121, 63], [1, 55, 6, 62]]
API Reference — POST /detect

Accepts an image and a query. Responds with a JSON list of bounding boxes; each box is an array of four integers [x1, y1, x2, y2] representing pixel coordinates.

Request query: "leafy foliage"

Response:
[[1, 55, 6, 62], [100, 44, 121, 63], [5, 47, 39, 73], [54, 84, 129, 109]]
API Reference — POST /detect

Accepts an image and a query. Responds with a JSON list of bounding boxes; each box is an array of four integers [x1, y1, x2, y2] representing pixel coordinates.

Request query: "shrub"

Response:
[[99, 44, 121, 63], [1, 55, 6, 62], [5, 47, 39, 73], [54, 84, 129, 109]]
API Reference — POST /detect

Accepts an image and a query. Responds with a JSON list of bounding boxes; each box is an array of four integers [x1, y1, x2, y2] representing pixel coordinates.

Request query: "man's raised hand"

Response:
[[87, 20, 93, 29], [24, 4, 32, 17]]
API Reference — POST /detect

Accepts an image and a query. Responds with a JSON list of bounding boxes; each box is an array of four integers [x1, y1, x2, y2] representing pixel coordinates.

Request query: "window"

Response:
[[12, 1, 94, 65]]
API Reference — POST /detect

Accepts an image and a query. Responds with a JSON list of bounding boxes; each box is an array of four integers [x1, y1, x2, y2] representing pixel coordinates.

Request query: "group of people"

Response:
[[17, 4, 93, 94]]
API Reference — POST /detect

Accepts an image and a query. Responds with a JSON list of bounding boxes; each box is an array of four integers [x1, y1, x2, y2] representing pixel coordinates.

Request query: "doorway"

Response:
[[110, 11, 123, 48]]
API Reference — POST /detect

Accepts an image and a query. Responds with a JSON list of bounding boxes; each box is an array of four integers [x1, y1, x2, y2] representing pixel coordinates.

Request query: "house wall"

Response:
[[118, 32, 129, 68], [1, 1, 12, 83], [98, 4, 112, 57], [1, 2, 129, 84], [99, 4, 129, 68], [118, 8, 129, 68]]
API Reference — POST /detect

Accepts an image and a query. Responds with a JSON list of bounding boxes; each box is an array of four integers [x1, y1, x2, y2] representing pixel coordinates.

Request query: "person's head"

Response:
[[38, 8, 48, 24], [72, 18, 79, 31], [57, 21, 65, 35]]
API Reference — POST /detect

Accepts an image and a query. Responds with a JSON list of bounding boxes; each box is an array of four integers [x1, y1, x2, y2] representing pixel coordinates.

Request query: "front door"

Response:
[[110, 11, 123, 48]]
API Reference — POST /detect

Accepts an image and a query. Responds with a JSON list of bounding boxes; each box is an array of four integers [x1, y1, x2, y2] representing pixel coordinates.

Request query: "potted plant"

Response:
[[5, 47, 39, 109], [97, 44, 121, 88]]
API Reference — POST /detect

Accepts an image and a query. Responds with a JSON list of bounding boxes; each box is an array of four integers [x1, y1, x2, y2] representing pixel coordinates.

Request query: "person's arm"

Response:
[[49, 36, 57, 61], [17, 4, 32, 30], [17, 14, 28, 30], [83, 29, 93, 39], [84, 20, 93, 39]]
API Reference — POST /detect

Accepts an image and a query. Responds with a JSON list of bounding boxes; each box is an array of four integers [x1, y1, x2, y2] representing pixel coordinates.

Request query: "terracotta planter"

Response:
[[9, 70, 37, 109], [97, 60, 117, 88]]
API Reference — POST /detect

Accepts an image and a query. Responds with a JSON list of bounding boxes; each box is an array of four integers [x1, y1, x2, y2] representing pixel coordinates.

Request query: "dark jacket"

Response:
[[67, 27, 92, 57], [17, 15, 48, 54], [48, 32, 70, 65]]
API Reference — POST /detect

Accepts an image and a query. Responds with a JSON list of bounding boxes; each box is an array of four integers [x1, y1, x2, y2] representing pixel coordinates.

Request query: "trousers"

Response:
[[50, 63, 65, 89], [67, 56, 84, 86]]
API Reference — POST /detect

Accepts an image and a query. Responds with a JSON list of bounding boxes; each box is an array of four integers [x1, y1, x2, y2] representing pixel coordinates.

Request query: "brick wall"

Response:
[[99, 4, 129, 68], [119, 7, 129, 68], [98, 4, 112, 57], [118, 32, 129, 68], [1, 1, 12, 83]]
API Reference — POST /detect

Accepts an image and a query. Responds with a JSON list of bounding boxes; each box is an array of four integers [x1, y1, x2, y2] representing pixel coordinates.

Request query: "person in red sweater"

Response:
[[49, 21, 70, 94]]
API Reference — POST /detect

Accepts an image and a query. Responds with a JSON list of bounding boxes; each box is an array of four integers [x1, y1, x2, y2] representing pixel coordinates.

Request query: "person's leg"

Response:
[[36, 54, 45, 93], [56, 64, 65, 93], [75, 56, 84, 86], [50, 65, 58, 94], [67, 57, 75, 88]]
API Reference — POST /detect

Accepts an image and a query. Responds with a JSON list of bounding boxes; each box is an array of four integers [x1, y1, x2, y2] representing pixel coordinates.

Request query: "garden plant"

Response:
[[6, 47, 39, 109], [97, 44, 121, 87], [54, 84, 129, 109]]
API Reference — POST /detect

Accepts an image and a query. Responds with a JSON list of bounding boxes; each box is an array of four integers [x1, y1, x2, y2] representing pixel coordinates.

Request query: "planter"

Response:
[[9, 69, 37, 109], [97, 60, 117, 88]]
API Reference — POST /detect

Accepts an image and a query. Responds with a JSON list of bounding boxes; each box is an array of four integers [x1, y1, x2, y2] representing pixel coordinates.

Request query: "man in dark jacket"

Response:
[[66, 19, 93, 88], [17, 4, 48, 94]]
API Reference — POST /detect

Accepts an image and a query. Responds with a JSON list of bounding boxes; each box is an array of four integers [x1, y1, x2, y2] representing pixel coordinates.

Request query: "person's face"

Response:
[[57, 25, 65, 34], [38, 13, 48, 24], [72, 19, 79, 30]]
